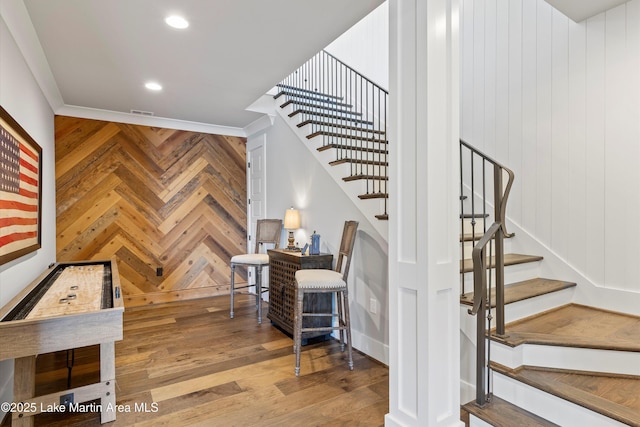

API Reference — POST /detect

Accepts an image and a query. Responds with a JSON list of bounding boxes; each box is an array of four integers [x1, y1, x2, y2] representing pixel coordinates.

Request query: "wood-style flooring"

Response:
[[2, 295, 388, 426]]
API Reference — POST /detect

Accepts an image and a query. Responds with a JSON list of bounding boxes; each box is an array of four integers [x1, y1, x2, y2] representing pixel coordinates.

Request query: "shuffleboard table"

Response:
[[0, 258, 124, 426]]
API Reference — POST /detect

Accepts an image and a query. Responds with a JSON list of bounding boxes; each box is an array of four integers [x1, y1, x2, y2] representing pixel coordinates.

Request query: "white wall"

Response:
[[325, 1, 389, 89], [461, 0, 640, 293], [261, 115, 390, 363], [0, 13, 56, 417]]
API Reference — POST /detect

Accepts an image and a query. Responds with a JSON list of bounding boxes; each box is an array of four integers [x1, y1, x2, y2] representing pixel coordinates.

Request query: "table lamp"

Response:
[[283, 207, 301, 251]]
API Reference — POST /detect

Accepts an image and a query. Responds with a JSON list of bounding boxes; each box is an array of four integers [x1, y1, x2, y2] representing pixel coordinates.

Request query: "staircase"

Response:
[[459, 141, 640, 427], [274, 50, 388, 227]]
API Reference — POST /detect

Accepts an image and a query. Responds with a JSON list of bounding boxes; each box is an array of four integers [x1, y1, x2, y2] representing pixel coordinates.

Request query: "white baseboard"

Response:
[[350, 329, 389, 365], [506, 219, 640, 316]]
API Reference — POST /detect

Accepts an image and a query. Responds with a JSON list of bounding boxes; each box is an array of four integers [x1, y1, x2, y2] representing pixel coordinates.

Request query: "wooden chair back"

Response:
[[335, 220, 359, 281], [254, 219, 282, 253]]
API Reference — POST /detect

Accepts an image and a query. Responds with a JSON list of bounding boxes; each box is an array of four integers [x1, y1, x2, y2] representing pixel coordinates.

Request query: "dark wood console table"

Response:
[[267, 249, 333, 340]]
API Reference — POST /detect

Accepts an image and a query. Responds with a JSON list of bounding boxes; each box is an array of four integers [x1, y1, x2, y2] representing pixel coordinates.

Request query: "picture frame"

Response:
[[0, 105, 43, 265]]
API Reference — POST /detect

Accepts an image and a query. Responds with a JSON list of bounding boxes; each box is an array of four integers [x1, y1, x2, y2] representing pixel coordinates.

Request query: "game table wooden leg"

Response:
[[100, 342, 116, 423], [12, 355, 36, 427]]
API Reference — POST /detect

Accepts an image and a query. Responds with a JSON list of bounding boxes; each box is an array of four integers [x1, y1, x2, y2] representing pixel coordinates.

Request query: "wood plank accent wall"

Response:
[[54, 116, 247, 307]]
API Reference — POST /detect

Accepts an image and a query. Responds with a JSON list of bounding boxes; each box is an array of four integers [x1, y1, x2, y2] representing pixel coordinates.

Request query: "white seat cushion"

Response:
[[295, 269, 345, 290], [230, 253, 269, 265]]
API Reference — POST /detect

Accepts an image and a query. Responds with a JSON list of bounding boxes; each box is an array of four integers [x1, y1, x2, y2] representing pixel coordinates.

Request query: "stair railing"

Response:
[[278, 50, 388, 218], [459, 139, 514, 406]]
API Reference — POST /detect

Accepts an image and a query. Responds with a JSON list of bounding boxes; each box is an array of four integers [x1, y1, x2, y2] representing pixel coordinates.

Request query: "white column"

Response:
[[386, 0, 461, 426]]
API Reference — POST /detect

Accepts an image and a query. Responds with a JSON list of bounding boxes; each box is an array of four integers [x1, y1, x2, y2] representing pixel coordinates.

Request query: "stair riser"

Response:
[[491, 340, 640, 377], [493, 373, 628, 427], [461, 217, 489, 236], [461, 260, 541, 294], [468, 415, 494, 427]]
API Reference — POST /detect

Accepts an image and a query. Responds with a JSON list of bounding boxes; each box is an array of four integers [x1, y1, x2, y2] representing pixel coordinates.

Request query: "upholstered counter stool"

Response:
[[230, 219, 282, 324], [293, 220, 358, 376]]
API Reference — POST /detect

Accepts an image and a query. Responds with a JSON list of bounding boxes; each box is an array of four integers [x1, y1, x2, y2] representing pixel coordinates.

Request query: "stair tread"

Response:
[[277, 93, 351, 108], [329, 158, 388, 167], [343, 174, 388, 182], [276, 84, 343, 100], [460, 278, 576, 308], [298, 119, 382, 134], [318, 143, 387, 155], [288, 104, 362, 116], [462, 395, 559, 427], [491, 362, 640, 427], [460, 253, 543, 273], [308, 130, 388, 144], [494, 303, 640, 352], [289, 109, 374, 125], [358, 192, 388, 200]]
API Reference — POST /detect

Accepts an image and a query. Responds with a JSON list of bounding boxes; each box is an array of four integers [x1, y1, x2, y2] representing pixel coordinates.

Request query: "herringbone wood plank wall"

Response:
[[55, 116, 247, 307]]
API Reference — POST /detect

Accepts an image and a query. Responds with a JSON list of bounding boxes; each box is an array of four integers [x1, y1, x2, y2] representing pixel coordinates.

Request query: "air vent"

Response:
[[130, 109, 154, 116]]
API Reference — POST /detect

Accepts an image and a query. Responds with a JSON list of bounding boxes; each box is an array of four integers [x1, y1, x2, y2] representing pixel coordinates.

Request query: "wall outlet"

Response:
[[369, 297, 378, 314]]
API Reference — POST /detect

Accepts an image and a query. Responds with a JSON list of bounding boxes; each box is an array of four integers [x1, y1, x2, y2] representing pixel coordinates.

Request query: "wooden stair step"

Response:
[[287, 103, 362, 117], [493, 303, 640, 352], [308, 130, 388, 144], [318, 143, 387, 155], [358, 192, 388, 200], [289, 109, 374, 125], [298, 119, 383, 134], [460, 278, 576, 308], [277, 94, 351, 108], [461, 213, 490, 219], [329, 158, 388, 167], [275, 84, 343, 100], [275, 90, 342, 103], [461, 395, 558, 427], [375, 214, 388, 220], [460, 253, 543, 273], [491, 362, 640, 427], [343, 174, 388, 182]]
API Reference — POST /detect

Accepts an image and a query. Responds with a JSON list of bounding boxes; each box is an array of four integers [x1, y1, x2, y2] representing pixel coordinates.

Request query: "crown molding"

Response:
[[57, 105, 246, 137]]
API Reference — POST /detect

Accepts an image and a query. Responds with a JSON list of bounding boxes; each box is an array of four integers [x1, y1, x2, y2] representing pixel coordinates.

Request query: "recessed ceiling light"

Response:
[[145, 82, 162, 91], [165, 15, 189, 29]]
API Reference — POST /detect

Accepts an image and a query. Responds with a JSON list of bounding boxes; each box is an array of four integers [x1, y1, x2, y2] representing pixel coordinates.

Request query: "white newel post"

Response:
[[386, 0, 461, 426]]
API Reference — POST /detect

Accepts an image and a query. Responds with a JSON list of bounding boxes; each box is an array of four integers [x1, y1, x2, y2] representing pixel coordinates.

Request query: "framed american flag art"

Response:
[[0, 106, 42, 265]]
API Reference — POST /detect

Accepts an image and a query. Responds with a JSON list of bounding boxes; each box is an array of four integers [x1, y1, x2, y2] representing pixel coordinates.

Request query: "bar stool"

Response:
[[230, 219, 282, 323], [293, 220, 358, 376]]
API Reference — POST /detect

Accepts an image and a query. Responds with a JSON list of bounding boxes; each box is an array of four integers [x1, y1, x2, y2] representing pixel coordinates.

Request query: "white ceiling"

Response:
[[16, 0, 384, 131]]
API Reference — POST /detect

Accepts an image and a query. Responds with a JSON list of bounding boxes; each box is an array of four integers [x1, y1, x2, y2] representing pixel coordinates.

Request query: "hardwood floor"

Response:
[[3, 295, 388, 426]]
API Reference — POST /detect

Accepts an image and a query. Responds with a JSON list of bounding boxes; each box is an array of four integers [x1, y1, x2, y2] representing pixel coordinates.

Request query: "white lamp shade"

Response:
[[284, 208, 300, 229]]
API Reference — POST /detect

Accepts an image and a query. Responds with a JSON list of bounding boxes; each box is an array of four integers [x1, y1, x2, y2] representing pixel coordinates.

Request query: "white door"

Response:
[[246, 135, 267, 291]]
